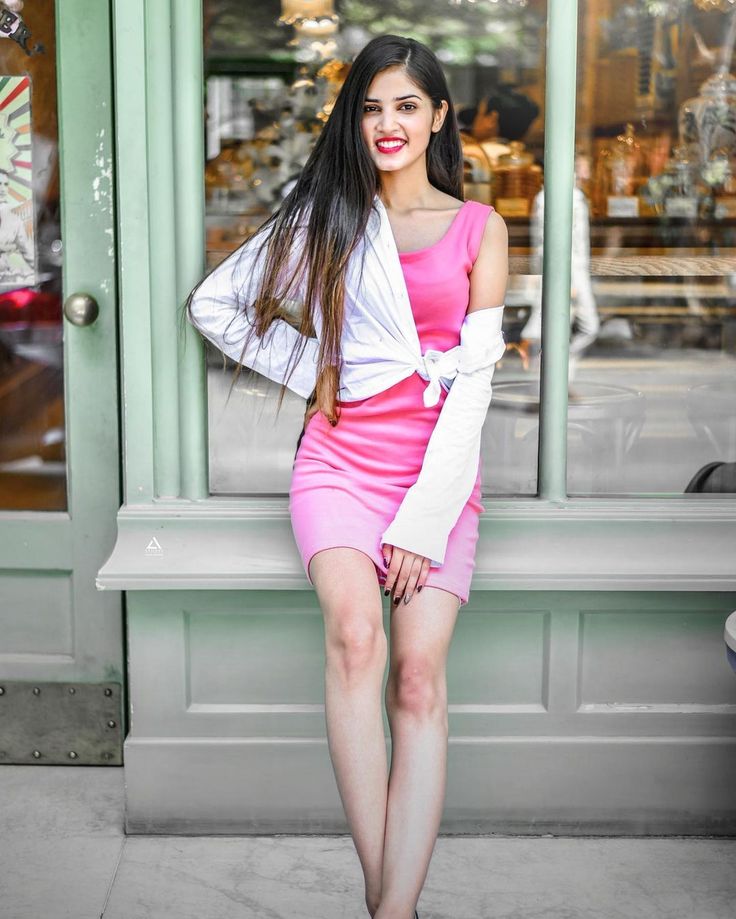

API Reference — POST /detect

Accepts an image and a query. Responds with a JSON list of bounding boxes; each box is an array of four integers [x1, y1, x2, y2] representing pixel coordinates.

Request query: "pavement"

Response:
[[1, 765, 735, 918]]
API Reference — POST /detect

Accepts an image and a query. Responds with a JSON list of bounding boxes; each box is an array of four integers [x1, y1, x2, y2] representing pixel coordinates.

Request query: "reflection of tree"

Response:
[[340, 0, 543, 67], [204, 0, 545, 68], [205, 0, 293, 56]]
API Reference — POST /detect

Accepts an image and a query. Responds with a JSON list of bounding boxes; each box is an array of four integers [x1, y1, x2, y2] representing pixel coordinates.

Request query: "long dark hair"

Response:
[[182, 34, 464, 427]]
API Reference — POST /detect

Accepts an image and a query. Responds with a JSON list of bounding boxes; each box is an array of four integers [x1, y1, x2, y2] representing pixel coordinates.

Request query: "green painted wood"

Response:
[[56, 0, 123, 679], [537, 0, 578, 501], [172, 0, 209, 500], [113, 0, 207, 502], [145, 0, 182, 498], [1, 518, 74, 569], [95, 498, 736, 592], [111, 0, 155, 501], [122, 588, 736, 833], [1, 0, 123, 690]]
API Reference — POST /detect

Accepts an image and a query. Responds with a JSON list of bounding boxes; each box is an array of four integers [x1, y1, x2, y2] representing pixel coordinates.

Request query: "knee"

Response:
[[326, 614, 387, 683], [387, 657, 446, 721]]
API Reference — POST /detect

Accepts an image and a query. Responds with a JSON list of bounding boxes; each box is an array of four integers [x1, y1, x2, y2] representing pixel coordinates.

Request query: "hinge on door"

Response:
[[0, 681, 122, 765]]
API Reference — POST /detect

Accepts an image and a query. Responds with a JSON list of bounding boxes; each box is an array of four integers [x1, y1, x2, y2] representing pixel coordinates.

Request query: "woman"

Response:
[[187, 34, 508, 919]]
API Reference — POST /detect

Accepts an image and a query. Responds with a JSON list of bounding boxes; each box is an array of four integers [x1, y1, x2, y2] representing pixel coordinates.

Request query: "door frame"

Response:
[[1, 0, 123, 764]]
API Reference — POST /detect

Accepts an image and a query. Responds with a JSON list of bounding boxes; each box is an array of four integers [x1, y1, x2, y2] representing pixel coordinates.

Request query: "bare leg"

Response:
[[309, 547, 390, 917], [375, 585, 461, 918]]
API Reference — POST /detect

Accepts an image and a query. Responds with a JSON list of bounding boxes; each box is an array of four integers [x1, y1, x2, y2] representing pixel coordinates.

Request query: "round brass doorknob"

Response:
[[63, 292, 99, 327]]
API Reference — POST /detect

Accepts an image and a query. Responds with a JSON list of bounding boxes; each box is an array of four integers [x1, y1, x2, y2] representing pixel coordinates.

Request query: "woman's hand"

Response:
[[381, 542, 430, 605]]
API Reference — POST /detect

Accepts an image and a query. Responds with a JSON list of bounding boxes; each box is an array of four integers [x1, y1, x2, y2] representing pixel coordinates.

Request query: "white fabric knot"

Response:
[[414, 308, 508, 408], [417, 332, 507, 408], [417, 346, 463, 408]]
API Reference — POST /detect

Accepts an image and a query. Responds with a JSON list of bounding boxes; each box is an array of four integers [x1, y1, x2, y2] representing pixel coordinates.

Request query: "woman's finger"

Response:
[[390, 554, 412, 604], [393, 553, 423, 605], [411, 558, 431, 598], [402, 555, 426, 604], [383, 545, 400, 597]]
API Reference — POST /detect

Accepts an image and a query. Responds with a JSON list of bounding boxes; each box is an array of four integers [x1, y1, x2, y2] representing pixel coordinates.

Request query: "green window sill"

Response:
[[96, 497, 736, 592]]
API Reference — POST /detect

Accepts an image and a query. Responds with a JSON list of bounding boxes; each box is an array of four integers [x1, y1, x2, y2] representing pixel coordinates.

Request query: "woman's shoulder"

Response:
[[467, 202, 507, 264], [468, 200, 506, 234], [463, 197, 497, 216], [434, 194, 498, 232]]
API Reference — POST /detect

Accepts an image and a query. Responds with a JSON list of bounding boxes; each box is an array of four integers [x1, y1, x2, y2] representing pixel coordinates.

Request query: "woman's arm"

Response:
[[187, 227, 320, 400], [380, 211, 509, 565]]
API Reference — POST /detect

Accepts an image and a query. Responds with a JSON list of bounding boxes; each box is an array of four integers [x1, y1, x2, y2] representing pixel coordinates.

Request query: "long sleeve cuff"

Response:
[[380, 306, 505, 565]]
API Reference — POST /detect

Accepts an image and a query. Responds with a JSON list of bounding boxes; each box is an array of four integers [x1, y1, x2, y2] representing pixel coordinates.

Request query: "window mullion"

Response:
[[537, 0, 579, 502], [173, 0, 209, 500]]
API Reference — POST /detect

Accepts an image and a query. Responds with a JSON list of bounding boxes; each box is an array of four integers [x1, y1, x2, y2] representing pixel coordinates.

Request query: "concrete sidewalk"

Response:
[[1, 765, 734, 919]]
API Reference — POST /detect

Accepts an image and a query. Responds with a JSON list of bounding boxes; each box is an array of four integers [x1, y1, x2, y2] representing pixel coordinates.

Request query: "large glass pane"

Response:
[[201, 0, 549, 497], [0, 1, 64, 511], [563, 0, 736, 495]]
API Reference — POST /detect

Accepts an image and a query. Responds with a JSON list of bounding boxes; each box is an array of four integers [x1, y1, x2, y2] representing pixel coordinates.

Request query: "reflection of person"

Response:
[[457, 80, 540, 164], [457, 97, 511, 165], [0, 169, 35, 283], [520, 153, 600, 381], [185, 34, 508, 919], [458, 81, 540, 142], [472, 85, 539, 139]]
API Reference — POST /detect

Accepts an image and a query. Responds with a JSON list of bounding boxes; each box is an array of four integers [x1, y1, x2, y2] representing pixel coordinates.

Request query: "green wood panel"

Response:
[[122, 588, 736, 834]]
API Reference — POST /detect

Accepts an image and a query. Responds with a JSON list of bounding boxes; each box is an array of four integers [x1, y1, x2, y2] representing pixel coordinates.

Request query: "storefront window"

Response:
[[201, 0, 549, 497], [0, 2, 63, 511], [560, 0, 736, 496]]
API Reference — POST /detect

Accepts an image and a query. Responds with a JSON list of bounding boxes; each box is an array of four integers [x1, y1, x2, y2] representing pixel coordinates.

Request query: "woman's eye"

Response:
[[363, 103, 417, 113]]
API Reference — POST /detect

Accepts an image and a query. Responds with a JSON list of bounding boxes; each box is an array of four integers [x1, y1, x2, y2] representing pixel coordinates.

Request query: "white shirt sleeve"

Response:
[[380, 305, 506, 566], [187, 226, 320, 399]]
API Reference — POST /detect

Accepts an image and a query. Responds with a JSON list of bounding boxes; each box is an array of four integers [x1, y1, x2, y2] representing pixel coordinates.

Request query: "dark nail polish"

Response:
[[394, 595, 401, 604], [384, 588, 390, 596], [417, 586, 423, 592]]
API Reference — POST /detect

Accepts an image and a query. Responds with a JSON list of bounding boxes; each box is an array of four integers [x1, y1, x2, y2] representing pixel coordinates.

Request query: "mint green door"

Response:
[[0, 0, 123, 764]]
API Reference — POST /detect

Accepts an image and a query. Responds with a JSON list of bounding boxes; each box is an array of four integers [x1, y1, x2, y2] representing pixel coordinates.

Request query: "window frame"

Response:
[[96, 0, 736, 592]]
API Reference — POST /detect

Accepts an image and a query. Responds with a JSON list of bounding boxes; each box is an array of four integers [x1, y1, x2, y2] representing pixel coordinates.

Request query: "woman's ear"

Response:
[[432, 100, 448, 133]]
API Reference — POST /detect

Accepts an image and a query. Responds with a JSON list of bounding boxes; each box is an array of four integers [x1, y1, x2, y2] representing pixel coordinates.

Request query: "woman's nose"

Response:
[[377, 114, 400, 134]]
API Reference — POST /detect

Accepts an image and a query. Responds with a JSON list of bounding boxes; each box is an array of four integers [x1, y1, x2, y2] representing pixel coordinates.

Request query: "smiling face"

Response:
[[361, 65, 447, 176]]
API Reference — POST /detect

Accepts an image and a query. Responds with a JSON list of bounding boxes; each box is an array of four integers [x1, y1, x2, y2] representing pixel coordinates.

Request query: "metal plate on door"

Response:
[[0, 681, 122, 765]]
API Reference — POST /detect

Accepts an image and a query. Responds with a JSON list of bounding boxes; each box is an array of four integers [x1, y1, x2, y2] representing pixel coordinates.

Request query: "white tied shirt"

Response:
[[188, 193, 506, 566]]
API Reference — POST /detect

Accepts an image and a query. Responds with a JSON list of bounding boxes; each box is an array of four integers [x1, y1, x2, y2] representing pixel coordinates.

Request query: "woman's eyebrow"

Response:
[[364, 94, 421, 102]]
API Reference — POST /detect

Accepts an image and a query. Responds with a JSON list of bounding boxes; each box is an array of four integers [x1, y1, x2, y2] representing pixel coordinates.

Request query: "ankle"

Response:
[[373, 903, 417, 919]]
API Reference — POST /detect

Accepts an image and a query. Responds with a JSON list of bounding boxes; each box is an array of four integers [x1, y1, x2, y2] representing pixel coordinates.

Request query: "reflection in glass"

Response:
[[0, 2, 64, 511], [555, 0, 736, 495], [202, 0, 549, 496]]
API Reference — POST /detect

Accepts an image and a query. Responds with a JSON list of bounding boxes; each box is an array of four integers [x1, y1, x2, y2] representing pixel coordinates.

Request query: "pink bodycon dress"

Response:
[[289, 199, 495, 607]]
